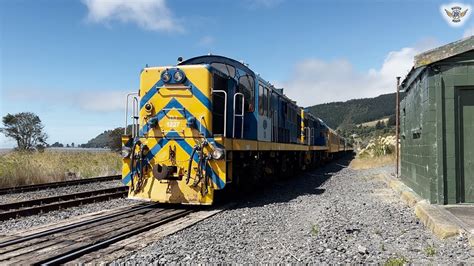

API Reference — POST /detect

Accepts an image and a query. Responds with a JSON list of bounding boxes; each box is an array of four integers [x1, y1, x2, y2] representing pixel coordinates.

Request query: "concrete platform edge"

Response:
[[379, 173, 473, 246]]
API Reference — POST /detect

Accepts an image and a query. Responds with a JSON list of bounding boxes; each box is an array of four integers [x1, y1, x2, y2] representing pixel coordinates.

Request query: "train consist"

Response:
[[121, 55, 352, 205]]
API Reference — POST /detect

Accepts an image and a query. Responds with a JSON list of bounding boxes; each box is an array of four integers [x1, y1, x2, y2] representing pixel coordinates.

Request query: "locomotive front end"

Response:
[[122, 65, 226, 205]]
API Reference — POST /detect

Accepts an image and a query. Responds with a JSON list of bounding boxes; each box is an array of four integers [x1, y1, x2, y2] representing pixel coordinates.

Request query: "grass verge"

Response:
[[0, 150, 122, 188], [350, 155, 395, 170]]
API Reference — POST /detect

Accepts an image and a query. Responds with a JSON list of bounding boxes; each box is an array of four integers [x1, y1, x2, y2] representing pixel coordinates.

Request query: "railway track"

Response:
[[0, 175, 121, 195], [0, 203, 228, 264], [0, 186, 128, 220]]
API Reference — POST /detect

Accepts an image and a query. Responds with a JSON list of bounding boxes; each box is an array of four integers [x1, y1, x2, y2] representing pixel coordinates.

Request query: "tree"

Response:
[[51, 142, 63, 147], [1, 112, 48, 151]]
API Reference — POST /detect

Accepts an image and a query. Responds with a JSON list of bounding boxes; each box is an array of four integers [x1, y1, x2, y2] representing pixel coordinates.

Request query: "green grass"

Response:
[[311, 224, 319, 236], [425, 245, 436, 257], [384, 256, 409, 266], [0, 150, 122, 188]]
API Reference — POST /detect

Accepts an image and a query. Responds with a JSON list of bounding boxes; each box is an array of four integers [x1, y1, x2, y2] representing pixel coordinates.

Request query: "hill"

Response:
[[81, 127, 125, 151], [306, 93, 402, 129]]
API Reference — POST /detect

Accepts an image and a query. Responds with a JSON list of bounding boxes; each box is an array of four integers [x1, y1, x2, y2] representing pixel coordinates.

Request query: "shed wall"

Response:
[[400, 70, 438, 202], [400, 50, 474, 204]]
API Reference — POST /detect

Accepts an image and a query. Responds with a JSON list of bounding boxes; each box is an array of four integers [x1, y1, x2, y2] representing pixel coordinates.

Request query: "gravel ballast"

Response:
[[0, 198, 136, 234], [0, 180, 124, 204], [116, 158, 473, 264]]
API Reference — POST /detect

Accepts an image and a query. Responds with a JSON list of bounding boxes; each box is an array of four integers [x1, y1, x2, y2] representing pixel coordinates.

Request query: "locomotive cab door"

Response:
[[257, 83, 272, 142]]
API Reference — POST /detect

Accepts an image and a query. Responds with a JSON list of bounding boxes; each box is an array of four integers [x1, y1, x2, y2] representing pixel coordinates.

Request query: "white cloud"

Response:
[[464, 26, 474, 37], [246, 0, 284, 8], [198, 36, 215, 46], [82, 0, 182, 32], [279, 40, 438, 107], [6, 89, 129, 112], [76, 91, 126, 112]]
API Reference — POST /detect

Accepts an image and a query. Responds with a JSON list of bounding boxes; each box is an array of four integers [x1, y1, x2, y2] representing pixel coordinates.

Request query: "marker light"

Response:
[[173, 69, 185, 83], [161, 71, 171, 83], [121, 146, 131, 158], [211, 147, 224, 160]]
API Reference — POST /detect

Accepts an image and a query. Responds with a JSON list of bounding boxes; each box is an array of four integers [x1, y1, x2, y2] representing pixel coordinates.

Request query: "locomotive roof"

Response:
[[178, 55, 256, 78]]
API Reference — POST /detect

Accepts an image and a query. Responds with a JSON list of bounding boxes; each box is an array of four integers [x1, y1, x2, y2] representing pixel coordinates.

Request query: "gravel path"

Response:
[[0, 180, 124, 203], [115, 158, 473, 264], [0, 197, 137, 234]]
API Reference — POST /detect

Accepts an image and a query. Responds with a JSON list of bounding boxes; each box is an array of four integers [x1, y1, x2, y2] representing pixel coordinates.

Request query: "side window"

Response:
[[258, 85, 264, 116], [238, 75, 255, 112], [268, 89, 273, 118], [263, 88, 268, 116]]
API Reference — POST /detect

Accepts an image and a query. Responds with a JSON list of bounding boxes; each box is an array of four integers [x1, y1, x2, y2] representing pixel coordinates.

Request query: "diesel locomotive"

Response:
[[121, 55, 352, 205]]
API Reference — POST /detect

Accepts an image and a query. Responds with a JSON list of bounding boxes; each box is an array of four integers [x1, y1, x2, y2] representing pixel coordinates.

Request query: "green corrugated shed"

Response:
[[400, 36, 474, 204]]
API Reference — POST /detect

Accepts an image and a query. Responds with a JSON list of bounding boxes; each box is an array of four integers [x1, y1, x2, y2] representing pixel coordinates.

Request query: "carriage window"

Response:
[[211, 63, 236, 78], [238, 75, 254, 112]]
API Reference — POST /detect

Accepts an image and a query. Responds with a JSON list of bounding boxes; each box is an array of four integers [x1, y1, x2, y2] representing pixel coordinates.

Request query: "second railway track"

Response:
[[0, 175, 122, 195], [0, 186, 128, 220]]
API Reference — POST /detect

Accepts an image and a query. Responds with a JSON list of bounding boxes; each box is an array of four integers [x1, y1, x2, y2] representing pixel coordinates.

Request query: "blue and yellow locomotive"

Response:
[[122, 55, 352, 205]]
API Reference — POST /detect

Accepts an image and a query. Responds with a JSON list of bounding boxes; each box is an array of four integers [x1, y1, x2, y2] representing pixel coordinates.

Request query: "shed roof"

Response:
[[414, 36, 474, 68], [401, 36, 474, 91]]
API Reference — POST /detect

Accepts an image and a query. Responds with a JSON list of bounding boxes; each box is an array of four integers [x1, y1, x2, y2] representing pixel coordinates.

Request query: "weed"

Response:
[[384, 256, 409, 266], [381, 243, 386, 251], [311, 224, 319, 236], [425, 245, 436, 257]]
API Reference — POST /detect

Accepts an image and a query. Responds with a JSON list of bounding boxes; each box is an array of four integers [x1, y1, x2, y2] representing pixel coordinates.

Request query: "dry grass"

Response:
[[350, 155, 395, 170], [357, 117, 389, 127], [0, 150, 122, 188]]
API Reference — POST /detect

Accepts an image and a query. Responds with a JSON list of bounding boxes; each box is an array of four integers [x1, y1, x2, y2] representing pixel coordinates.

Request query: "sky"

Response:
[[0, 0, 473, 147]]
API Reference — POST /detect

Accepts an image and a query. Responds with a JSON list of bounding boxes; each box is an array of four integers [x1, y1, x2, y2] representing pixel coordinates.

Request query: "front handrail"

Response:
[[125, 92, 139, 136], [233, 93, 245, 138], [212, 89, 227, 137], [132, 97, 139, 137]]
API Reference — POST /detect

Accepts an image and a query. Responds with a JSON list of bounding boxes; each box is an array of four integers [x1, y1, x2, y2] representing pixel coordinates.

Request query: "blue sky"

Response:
[[0, 0, 473, 147]]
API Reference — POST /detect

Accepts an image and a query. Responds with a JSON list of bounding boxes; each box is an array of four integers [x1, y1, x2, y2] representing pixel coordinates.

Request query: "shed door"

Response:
[[457, 88, 474, 203]]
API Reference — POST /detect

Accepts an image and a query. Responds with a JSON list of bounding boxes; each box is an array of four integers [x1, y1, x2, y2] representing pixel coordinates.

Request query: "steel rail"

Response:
[[0, 186, 128, 211], [0, 187, 129, 221], [0, 203, 159, 248], [38, 209, 193, 265], [0, 175, 122, 195]]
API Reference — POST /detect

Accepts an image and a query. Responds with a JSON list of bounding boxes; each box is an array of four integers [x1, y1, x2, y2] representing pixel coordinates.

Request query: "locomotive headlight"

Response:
[[121, 146, 131, 158], [173, 69, 185, 83], [211, 147, 225, 160], [161, 71, 171, 83]]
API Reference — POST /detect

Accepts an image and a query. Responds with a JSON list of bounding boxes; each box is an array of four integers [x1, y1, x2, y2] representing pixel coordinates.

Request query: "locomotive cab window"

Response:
[[259, 85, 264, 116], [211, 63, 236, 78], [264, 87, 269, 116], [238, 75, 254, 112]]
